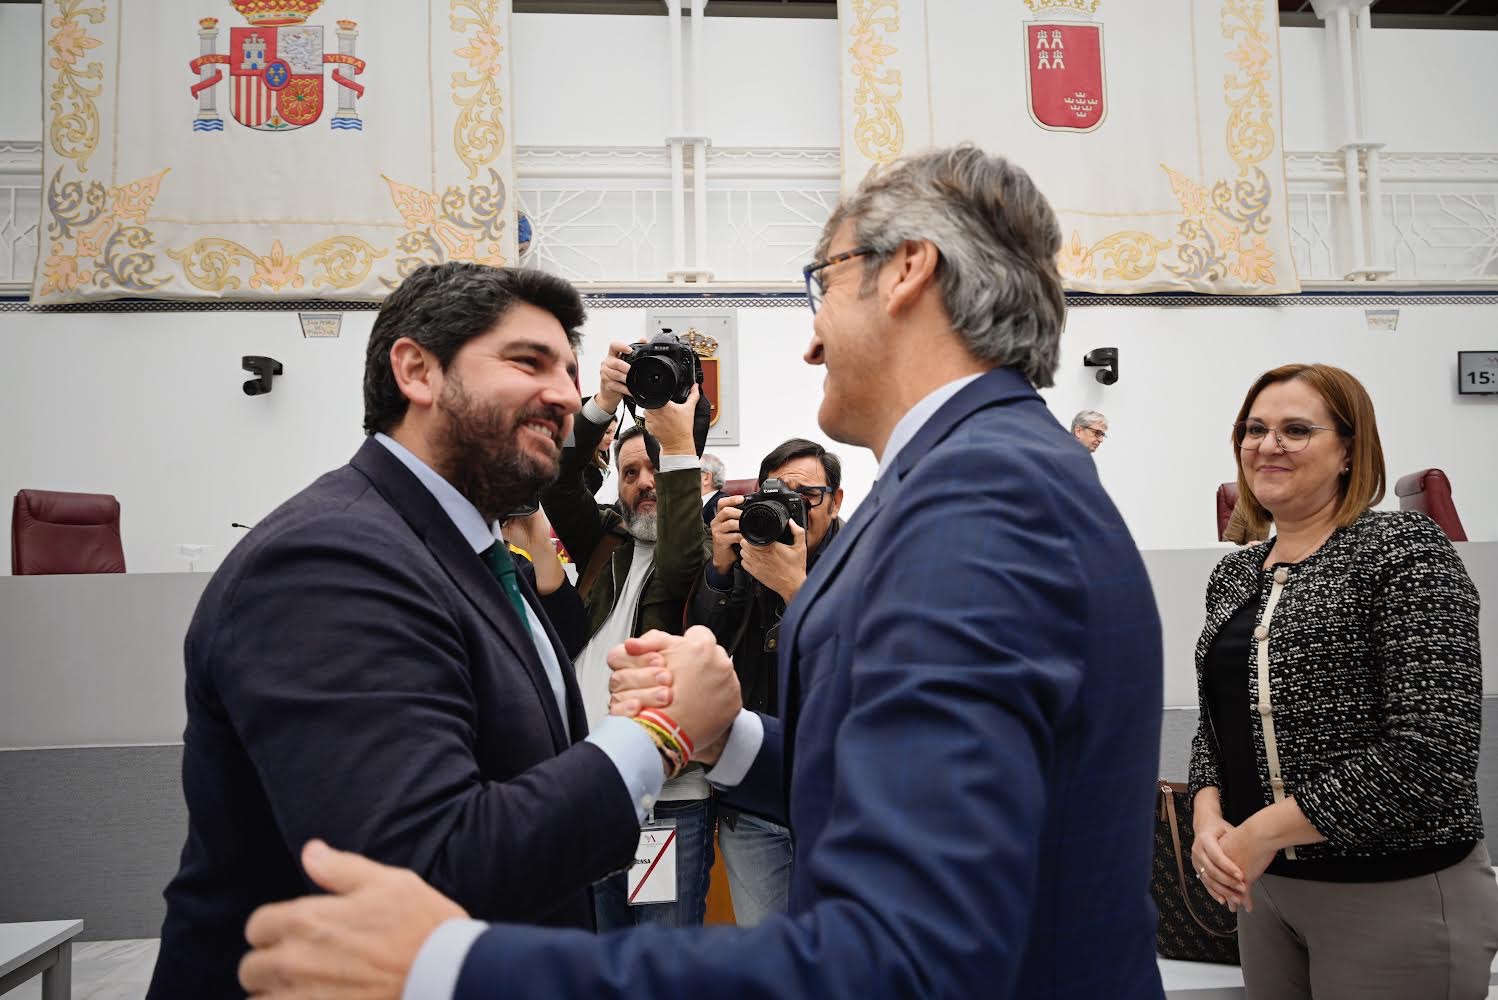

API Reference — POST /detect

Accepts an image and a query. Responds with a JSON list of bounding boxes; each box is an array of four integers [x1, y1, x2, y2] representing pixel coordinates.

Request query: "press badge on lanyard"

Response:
[[627, 816, 678, 905]]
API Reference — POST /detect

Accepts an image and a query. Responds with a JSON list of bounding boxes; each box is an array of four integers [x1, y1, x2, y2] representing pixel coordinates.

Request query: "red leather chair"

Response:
[[1215, 482, 1239, 542], [723, 477, 757, 497], [1394, 469, 1467, 542], [11, 489, 126, 575]]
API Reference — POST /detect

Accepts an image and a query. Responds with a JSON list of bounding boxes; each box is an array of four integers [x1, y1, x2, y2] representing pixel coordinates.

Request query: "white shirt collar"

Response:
[[876, 373, 983, 479], [373, 433, 497, 555]]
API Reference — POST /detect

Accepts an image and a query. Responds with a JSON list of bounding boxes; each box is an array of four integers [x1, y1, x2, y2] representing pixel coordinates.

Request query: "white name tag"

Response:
[[627, 818, 678, 905]]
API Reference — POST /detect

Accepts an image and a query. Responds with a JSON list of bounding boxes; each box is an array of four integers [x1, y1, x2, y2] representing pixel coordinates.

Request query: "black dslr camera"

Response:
[[739, 478, 807, 547], [623, 332, 702, 409]]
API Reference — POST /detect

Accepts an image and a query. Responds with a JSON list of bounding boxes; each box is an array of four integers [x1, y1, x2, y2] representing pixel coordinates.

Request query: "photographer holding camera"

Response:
[[687, 438, 843, 926], [541, 337, 716, 931]]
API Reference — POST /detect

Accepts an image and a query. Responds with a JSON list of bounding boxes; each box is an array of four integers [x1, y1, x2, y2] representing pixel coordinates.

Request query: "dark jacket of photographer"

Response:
[[686, 517, 843, 716], [542, 404, 709, 640]]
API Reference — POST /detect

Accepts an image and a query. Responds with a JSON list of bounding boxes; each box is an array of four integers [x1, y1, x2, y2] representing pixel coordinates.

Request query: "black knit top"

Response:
[[1189, 510, 1485, 867]]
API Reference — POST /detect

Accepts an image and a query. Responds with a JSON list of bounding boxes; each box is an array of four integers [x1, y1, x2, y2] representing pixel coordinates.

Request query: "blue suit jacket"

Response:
[[456, 367, 1166, 999], [147, 438, 639, 999]]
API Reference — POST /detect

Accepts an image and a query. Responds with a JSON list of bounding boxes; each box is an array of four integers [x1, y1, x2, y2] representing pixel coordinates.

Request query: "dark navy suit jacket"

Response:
[[460, 367, 1167, 998], [146, 438, 639, 998], [702, 490, 726, 526]]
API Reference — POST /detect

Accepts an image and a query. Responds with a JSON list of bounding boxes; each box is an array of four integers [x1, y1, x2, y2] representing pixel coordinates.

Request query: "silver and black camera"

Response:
[[623, 333, 702, 409], [739, 478, 807, 547]]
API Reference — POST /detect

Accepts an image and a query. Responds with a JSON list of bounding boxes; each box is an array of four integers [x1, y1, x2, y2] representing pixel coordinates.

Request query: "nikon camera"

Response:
[[623, 333, 703, 409], [739, 478, 807, 547]]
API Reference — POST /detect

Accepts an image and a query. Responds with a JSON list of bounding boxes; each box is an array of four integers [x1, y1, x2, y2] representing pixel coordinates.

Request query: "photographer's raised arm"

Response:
[[541, 392, 616, 571], [592, 341, 634, 415], [645, 385, 712, 596]]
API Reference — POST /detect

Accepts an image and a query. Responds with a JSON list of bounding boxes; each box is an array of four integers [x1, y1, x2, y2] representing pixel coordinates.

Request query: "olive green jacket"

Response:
[[542, 408, 709, 641]]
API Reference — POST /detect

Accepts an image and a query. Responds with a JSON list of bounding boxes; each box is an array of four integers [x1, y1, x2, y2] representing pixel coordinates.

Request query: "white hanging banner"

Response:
[[837, 0, 1300, 295], [35, 0, 516, 302]]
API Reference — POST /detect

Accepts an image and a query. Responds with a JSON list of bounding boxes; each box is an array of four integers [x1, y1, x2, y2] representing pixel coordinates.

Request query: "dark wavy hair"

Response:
[[758, 438, 842, 492], [363, 262, 585, 435]]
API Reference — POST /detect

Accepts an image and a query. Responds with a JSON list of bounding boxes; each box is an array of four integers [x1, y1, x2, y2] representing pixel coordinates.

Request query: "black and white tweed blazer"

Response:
[[1187, 509, 1485, 857]]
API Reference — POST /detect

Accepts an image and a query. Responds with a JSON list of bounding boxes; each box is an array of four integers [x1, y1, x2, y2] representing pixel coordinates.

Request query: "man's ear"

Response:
[[829, 488, 845, 519], [389, 337, 440, 412], [882, 239, 941, 319]]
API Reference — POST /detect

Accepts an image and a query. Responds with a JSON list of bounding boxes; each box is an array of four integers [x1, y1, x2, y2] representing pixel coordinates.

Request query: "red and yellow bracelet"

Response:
[[631, 716, 686, 779], [637, 709, 696, 760]]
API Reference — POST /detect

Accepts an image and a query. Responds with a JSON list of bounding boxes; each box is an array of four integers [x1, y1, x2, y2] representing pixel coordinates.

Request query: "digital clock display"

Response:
[[1458, 352, 1498, 395]]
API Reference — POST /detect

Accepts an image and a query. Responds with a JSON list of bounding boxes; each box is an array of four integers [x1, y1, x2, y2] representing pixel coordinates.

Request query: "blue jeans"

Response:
[[595, 796, 715, 930], [718, 808, 793, 927]]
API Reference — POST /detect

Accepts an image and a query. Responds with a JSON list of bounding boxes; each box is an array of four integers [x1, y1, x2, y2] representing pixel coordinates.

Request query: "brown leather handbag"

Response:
[[1151, 781, 1240, 965]]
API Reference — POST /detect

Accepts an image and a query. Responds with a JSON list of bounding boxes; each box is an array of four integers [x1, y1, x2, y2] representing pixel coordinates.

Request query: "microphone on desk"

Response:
[[230, 522, 253, 530]]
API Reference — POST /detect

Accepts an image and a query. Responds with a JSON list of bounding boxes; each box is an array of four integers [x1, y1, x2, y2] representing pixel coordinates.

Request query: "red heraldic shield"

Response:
[[229, 25, 325, 131], [1025, 22, 1106, 133], [698, 356, 721, 427]]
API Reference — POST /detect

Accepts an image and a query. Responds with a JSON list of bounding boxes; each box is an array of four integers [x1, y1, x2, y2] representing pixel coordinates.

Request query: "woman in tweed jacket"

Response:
[[1187, 363, 1498, 998]]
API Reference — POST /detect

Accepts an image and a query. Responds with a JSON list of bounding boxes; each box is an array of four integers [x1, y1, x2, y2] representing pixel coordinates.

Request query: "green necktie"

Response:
[[483, 542, 533, 635]]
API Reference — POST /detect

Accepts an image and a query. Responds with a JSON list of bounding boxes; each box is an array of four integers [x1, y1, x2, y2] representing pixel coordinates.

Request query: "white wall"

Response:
[[1278, 26, 1498, 152], [2, 301, 1494, 574], [5, 16, 1496, 154], [0, 4, 42, 141], [511, 15, 674, 147], [1048, 304, 1498, 549], [700, 18, 840, 148], [3, 14, 1497, 572]]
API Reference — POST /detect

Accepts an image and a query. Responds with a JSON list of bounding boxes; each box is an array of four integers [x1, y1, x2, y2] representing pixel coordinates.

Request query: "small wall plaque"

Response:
[[299, 313, 343, 339]]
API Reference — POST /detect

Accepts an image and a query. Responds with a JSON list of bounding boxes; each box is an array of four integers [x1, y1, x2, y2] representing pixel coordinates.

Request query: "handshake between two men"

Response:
[[236, 627, 740, 999], [607, 625, 743, 770]]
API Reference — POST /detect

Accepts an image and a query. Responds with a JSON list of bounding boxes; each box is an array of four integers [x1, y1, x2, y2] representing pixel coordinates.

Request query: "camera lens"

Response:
[[626, 355, 681, 409], [740, 500, 789, 547]]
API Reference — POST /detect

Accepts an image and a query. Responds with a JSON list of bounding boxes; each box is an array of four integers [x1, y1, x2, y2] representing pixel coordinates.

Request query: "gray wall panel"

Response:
[[8, 702, 1498, 940], [3, 544, 1493, 747], [0, 745, 184, 941], [0, 573, 202, 748]]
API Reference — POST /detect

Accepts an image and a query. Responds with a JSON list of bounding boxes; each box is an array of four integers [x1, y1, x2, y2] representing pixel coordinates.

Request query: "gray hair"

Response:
[[1071, 409, 1107, 433], [700, 454, 726, 489], [816, 145, 1066, 388]]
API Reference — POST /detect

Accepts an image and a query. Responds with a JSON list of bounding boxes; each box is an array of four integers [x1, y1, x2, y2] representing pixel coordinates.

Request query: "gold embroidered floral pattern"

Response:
[[1222, 0, 1275, 172], [848, 0, 904, 165], [450, 0, 505, 179], [1053, 0, 1285, 291], [1058, 229, 1173, 283], [40, 167, 170, 295], [167, 236, 385, 292], [1160, 0, 1278, 285], [47, 0, 106, 172], [382, 170, 508, 284]]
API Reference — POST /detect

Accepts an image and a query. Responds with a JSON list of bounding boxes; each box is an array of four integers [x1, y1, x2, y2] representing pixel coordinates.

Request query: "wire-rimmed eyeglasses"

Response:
[[1233, 419, 1338, 453]]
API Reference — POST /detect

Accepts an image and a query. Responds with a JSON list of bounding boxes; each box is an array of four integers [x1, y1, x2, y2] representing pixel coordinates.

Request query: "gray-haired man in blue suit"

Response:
[[238, 146, 1166, 1000]]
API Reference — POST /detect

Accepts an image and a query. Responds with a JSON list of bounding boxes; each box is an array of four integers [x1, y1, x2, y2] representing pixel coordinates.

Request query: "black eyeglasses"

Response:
[[790, 485, 835, 508], [803, 247, 875, 314]]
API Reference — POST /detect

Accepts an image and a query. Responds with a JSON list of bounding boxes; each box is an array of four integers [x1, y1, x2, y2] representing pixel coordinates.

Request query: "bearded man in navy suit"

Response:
[[238, 147, 1166, 1000], [148, 262, 740, 998]]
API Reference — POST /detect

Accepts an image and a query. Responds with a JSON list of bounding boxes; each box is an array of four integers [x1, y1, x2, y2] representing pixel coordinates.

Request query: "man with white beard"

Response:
[[541, 343, 714, 931]]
